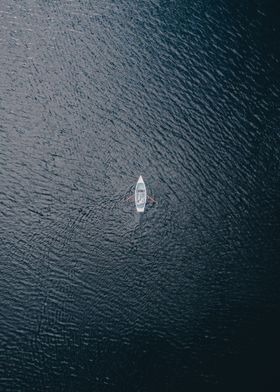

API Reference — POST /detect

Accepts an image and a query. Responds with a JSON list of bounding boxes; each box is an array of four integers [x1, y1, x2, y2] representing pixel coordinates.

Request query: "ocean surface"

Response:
[[0, 0, 280, 390]]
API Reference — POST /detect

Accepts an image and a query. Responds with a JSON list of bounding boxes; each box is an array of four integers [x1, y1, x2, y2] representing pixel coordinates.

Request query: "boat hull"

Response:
[[135, 176, 147, 212]]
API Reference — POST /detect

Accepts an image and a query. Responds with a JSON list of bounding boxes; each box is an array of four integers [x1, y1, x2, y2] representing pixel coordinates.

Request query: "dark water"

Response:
[[1, 0, 280, 390]]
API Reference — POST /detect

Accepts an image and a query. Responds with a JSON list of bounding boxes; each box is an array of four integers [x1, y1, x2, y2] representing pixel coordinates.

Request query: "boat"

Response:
[[135, 175, 147, 212]]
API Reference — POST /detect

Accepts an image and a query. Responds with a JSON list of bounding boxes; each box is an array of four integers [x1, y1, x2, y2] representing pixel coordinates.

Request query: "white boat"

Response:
[[135, 175, 147, 212]]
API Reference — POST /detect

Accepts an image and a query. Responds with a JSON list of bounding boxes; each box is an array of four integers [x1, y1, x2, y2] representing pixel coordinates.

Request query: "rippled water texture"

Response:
[[0, 0, 280, 390]]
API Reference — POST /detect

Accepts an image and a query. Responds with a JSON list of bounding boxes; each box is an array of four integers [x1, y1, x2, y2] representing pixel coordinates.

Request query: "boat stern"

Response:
[[136, 205, 145, 213]]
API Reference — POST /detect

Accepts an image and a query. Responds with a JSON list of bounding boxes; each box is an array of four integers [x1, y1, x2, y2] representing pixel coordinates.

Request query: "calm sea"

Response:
[[0, 0, 279, 390]]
